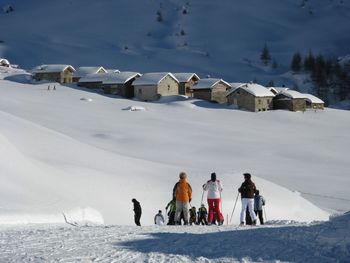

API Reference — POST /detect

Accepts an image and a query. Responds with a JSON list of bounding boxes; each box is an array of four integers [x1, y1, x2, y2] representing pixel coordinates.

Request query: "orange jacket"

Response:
[[173, 178, 192, 202]]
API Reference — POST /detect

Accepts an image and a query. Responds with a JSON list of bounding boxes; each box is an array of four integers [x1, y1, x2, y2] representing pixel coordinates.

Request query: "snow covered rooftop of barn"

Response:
[[73, 67, 107, 77], [192, 78, 231, 90], [105, 69, 121, 73], [102, 72, 141, 84], [280, 90, 307, 99], [32, 64, 75, 73], [227, 83, 275, 97], [303, 93, 324, 104], [133, 72, 178, 85], [172, 73, 200, 83]]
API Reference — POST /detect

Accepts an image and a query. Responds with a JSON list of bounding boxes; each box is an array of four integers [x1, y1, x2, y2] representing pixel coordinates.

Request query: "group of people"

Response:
[[132, 172, 265, 226]]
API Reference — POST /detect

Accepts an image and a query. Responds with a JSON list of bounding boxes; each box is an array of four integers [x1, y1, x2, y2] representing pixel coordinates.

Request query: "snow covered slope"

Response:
[[1, 69, 350, 225], [1, 212, 349, 262], [0, 0, 349, 84]]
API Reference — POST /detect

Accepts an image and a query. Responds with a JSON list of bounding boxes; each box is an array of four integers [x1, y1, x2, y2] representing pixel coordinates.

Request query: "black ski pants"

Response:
[[255, 210, 264, 225]]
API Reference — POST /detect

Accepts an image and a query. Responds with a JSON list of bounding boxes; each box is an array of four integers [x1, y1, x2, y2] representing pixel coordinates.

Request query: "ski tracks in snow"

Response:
[[0, 214, 349, 263]]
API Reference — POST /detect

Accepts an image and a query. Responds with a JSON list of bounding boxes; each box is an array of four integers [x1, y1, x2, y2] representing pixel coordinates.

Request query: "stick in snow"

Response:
[[62, 213, 79, 227]]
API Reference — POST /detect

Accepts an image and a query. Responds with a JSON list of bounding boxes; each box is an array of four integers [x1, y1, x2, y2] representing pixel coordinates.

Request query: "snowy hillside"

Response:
[[0, 0, 350, 85], [1, 66, 350, 225]]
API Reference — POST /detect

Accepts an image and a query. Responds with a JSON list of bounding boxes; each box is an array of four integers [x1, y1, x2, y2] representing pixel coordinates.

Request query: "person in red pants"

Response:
[[203, 172, 223, 225]]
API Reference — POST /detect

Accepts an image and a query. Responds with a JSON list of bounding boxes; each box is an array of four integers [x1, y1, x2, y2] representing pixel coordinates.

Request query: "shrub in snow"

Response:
[[156, 10, 163, 22], [2, 4, 14, 13]]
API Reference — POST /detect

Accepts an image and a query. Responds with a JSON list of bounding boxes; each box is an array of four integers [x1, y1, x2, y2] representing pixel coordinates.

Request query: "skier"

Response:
[[238, 173, 257, 225], [254, 190, 266, 225], [173, 172, 192, 225], [197, 204, 208, 225], [131, 198, 142, 226], [154, 210, 165, 225], [165, 198, 176, 225], [189, 206, 197, 225], [202, 172, 223, 225]]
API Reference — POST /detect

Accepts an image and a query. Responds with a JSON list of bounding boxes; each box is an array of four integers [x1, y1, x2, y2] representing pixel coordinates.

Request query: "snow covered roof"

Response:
[[303, 93, 324, 104], [133, 72, 178, 85], [227, 83, 275, 97], [0, 58, 10, 66], [192, 78, 231, 90], [32, 64, 76, 73], [172, 73, 200, 83], [279, 90, 307, 99], [102, 72, 141, 84], [105, 69, 121, 73], [269, 87, 290, 94], [73, 66, 107, 78], [78, 73, 105, 83]]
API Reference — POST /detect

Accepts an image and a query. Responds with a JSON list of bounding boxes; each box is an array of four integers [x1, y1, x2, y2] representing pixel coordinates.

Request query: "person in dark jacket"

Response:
[[254, 190, 266, 225], [197, 204, 208, 225], [238, 173, 257, 225], [132, 198, 142, 226]]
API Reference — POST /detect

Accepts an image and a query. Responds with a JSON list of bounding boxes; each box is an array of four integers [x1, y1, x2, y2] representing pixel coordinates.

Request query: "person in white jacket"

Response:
[[154, 210, 165, 225], [202, 172, 223, 225]]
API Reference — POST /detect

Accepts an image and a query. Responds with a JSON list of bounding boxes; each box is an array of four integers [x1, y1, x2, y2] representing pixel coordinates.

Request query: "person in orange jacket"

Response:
[[172, 172, 192, 225]]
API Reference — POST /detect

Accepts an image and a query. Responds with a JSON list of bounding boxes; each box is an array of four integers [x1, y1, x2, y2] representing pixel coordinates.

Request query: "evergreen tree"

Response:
[[260, 44, 271, 66], [291, 52, 302, 72], [304, 51, 315, 72]]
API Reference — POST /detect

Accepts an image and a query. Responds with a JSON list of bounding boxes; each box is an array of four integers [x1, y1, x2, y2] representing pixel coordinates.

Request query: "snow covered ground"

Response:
[[1, 68, 350, 261], [0, 212, 349, 262]]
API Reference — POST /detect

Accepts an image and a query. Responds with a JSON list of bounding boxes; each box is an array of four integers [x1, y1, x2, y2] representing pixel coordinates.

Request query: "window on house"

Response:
[[138, 88, 142, 94], [258, 99, 261, 104]]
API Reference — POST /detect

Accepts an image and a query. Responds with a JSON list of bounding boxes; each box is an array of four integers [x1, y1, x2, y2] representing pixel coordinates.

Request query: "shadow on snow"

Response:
[[117, 213, 350, 262]]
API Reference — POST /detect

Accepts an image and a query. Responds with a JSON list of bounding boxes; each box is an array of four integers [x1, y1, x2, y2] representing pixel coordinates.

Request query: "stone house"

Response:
[[102, 72, 141, 98], [172, 73, 200, 96], [227, 83, 275, 112], [0, 58, 10, 67], [133, 72, 179, 101], [72, 66, 107, 82], [32, 64, 76, 84], [303, 93, 324, 110], [192, 78, 231, 104], [273, 90, 307, 112]]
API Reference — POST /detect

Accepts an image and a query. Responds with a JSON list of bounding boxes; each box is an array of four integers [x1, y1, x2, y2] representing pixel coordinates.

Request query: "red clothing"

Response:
[[207, 198, 223, 223]]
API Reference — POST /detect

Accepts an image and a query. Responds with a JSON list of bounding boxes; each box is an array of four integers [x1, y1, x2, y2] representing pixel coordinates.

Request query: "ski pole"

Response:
[[201, 189, 205, 205], [229, 192, 240, 224], [220, 192, 223, 216]]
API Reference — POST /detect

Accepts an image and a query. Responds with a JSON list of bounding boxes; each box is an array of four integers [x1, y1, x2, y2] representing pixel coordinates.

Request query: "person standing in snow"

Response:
[[197, 204, 208, 225], [165, 198, 176, 225], [254, 190, 266, 225], [154, 210, 165, 225], [132, 198, 142, 226], [189, 206, 197, 225], [203, 172, 223, 225], [173, 172, 192, 225], [238, 173, 257, 225]]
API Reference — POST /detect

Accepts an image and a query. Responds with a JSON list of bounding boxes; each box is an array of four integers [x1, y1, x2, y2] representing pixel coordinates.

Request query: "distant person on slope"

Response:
[[173, 172, 192, 225], [132, 198, 142, 226], [238, 173, 257, 225], [203, 172, 223, 225], [154, 210, 165, 225], [254, 190, 266, 225], [165, 198, 176, 225]]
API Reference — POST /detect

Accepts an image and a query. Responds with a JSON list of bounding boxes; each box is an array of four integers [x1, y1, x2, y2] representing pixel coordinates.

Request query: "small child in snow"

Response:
[[254, 190, 266, 225], [189, 206, 197, 225], [154, 210, 165, 225], [197, 204, 208, 225]]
